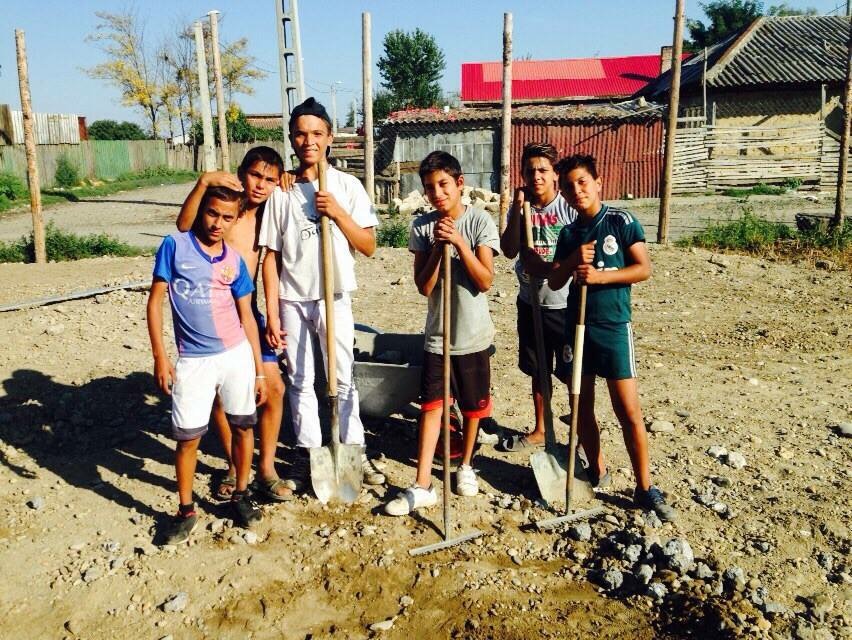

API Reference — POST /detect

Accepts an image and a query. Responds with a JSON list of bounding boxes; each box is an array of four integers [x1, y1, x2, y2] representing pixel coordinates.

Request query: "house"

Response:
[[377, 103, 664, 200], [461, 52, 681, 106], [642, 15, 851, 192], [642, 15, 849, 131]]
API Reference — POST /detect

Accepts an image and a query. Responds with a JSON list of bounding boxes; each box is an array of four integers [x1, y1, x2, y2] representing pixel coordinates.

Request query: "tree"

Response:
[[220, 37, 267, 104], [88, 119, 148, 140], [86, 11, 166, 138], [376, 29, 445, 112], [766, 3, 817, 15], [686, 1, 763, 50]]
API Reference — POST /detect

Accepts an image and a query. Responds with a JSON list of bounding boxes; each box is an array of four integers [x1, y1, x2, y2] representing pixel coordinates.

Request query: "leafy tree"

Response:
[[766, 3, 817, 15], [376, 29, 445, 112], [686, 1, 764, 50], [345, 103, 357, 128], [88, 119, 148, 140], [86, 11, 166, 138]]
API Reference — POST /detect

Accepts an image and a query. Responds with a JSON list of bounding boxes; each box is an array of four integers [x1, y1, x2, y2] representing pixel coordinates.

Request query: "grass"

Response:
[[677, 205, 852, 268], [0, 222, 148, 263], [720, 179, 802, 198], [377, 217, 410, 248], [0, 168, 197, 214]]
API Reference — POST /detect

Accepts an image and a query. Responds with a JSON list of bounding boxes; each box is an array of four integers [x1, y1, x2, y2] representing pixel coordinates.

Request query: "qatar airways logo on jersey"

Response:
[[172, 278, 213, 304]]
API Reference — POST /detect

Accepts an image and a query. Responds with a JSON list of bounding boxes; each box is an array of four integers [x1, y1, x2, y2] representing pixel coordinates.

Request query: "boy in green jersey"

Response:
[[549, 154, 676, 522]]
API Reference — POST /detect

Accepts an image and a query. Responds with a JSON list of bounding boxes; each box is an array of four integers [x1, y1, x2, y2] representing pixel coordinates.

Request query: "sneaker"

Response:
[[283, 450, 310, 492], [455, 464, 479, 497], [634, 485, 677, 523], [164, 511, 198, 545], [477, 428, 499, 446], [384, 484, 437, 516], [361, 453, 386, 485], [231, 493, 263, 529]]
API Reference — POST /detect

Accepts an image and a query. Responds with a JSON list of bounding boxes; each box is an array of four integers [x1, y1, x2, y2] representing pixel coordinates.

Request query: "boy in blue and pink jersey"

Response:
[[147, 186, 268, 545]]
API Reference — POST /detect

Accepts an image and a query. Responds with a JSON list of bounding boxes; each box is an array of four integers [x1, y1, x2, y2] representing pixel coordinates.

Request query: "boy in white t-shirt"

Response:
[[260, 98, 385, 490]]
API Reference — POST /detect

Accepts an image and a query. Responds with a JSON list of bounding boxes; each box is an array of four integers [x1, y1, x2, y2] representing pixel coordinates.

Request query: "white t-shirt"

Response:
[[259, 167, 378, 301]]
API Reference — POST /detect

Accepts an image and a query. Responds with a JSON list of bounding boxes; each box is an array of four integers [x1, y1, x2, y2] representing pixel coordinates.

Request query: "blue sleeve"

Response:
[[230, 257, 255, 299], [622, 215, 645, 247], [152, 236, 176, 282]]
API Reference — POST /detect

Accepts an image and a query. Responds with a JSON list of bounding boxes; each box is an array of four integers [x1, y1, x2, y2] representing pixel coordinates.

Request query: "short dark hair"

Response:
[[194, 186, 241, 232], [288, 97, 332, 133], [237, 146, 284, 181], [419, 150, 462, 182], [555, 154, 599, 179], [521, 142, 558, 170]]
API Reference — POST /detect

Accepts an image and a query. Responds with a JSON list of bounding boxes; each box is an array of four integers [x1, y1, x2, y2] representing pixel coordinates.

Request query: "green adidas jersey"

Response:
[[553, 204, 645, 324]]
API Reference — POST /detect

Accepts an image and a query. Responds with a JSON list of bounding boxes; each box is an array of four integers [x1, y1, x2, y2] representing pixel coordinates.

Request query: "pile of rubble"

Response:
[[391, 186, 501, 216]]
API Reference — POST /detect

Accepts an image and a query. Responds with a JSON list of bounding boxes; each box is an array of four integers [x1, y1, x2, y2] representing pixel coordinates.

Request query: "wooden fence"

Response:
[[672, 121, 843, 194]]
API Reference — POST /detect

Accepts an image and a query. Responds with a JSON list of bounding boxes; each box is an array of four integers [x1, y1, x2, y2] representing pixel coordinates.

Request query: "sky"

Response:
[[1, 0, 847, 130]]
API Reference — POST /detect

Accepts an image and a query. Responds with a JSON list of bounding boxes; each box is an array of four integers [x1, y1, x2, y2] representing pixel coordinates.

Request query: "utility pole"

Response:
[[275, 0, 305, 170], [208, 10, 230, 171], [363, 12, 374, 203], [14, 29, 45, 264], [499, 12, 513, 233], [330, 81, 340, 136], [194, 22, 216, 172], [833, 16, 852, 231], [657, 0, 685, 244]]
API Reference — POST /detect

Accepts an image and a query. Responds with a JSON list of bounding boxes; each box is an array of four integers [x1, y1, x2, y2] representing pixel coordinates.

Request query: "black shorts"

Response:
[[516, 298, 568, 381], [420, 349, 491, 418]]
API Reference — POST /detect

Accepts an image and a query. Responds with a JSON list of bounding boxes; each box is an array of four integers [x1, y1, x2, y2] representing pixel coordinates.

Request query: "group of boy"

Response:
[[147, 97, 675, 545]]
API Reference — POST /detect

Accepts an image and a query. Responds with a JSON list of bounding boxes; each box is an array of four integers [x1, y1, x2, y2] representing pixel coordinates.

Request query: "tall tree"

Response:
[[686, 1, 764, 50], [376, 29, 445, 112], [86, 11, 165, 138], [220, 37, 267, 104], [766, 3, 818, 15]]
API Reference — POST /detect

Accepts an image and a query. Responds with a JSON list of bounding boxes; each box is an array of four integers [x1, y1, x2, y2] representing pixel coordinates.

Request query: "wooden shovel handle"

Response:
[[442, 242, 452, 537], [318, 161, 337, 395]]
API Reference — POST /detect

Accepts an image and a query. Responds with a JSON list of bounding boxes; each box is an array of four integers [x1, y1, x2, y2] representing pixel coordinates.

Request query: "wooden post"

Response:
[[499, 12, 513, 233], [657, 0, 685, 245], [194, 22, 217, 172], [15, 29, 45, 264], [362, 12, 375, 203], [208, 11, 230, 171], [833, 18, 852, 231]]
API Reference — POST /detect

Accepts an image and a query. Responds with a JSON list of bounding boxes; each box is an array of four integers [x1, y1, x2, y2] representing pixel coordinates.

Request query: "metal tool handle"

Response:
[[318, 161, 340, 445], [442, 242, 452, 540], [566, 284, 587, 510], [522, 202, 555, 447]]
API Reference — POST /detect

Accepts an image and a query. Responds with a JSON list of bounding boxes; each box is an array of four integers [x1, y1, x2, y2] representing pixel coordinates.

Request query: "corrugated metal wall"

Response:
[[511, 119, 664, 199], [10, 111, 81, 144]]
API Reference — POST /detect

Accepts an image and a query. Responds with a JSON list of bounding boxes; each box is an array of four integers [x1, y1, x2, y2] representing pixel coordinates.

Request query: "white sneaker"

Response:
[[455, 464, 479, 497], [384, 484, 437, 516], [361, 453, 386, 485], [477, 429, 499, 445]]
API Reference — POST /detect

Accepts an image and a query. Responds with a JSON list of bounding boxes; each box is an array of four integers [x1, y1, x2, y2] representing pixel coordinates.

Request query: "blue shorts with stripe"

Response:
[[251, 304, 279, 364], [556, 322, 636, 381]]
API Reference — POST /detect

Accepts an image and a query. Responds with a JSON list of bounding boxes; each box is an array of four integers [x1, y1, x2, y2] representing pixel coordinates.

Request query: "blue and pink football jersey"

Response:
[[153, 232, 254, 357]]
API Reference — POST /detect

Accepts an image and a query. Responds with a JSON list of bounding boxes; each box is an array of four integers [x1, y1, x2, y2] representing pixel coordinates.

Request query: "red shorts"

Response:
[[420, 349, 491, 418]]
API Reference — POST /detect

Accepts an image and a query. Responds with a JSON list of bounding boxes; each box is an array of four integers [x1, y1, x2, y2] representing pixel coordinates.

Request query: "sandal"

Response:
[[214, 474, 236, 500], [497, 434, 544, 452], [253, 476, 294, 502]]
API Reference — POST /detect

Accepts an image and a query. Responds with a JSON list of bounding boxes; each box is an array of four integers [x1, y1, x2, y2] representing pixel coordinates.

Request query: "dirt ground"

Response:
[[0, 186, 850, 639]]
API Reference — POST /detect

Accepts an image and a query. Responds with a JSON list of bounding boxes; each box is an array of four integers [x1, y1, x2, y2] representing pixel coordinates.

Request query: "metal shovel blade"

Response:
[[309, 442, 362, 505], [530, 448, 596, 506]]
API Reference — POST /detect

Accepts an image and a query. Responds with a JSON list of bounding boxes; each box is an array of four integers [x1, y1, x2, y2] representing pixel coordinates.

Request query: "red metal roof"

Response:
[[461, 55, 677, 102]]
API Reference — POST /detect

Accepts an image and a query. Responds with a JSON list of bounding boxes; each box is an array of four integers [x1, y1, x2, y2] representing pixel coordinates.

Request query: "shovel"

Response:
[[536, 284, 605, 530], [523, 201, 569, 505], [310, 161, 362, 504], [410, 243, 483, 555]]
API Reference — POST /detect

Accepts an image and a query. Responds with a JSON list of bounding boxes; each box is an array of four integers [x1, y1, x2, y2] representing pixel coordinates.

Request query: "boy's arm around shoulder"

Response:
[[176, 172, 244, 232]]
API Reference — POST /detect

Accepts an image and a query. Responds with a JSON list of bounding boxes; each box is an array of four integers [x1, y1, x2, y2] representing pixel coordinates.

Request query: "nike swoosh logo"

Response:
[[180, 263, 198, 270]]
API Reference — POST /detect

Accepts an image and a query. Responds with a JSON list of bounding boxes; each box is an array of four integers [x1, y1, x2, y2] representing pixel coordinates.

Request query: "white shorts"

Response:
[[171, 340, 257, 441]]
